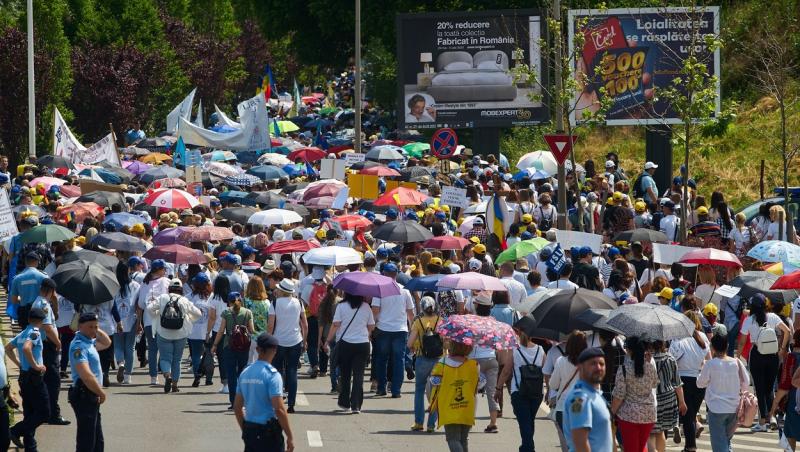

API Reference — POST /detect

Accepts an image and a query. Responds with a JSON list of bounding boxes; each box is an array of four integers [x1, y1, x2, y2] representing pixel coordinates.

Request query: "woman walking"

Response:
[[470, 292, 501, 433], [243, 276, 270, 364], [669, 311, 710, 451], [187, 273, 213, 387], [610, 336, 658, 452], [208, 275, 231, 393], [211, 292, 255, 408], [113, 262, 140, 385], [406, 296, 443, 432], [549, 330, 588, 447], [324, 293, 375, 414], [649, 341, 686, 452], [268, 278, 307, 413]]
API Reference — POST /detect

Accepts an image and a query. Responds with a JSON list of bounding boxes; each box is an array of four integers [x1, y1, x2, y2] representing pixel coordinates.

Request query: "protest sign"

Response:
[[331, 186, 350, 210], [440, 186, 468, 209], [348, 174, 379, 199], [651, 243, 699, 265], [546, 244, 566, 274], [0, 189, 19, 240], [555, 230, 603, 254], [320, 159, 346, 180], [344, 153, 366, 166]]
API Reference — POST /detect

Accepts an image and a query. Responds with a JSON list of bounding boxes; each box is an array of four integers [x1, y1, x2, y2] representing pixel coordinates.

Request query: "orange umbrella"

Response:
[[139, 153, 173, 164], [331, 214, 373, 230], [373, 187, 430, 206], [57, 202, 105, 224]]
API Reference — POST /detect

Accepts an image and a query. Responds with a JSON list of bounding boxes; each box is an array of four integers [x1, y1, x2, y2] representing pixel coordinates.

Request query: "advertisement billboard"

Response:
[[396, 10, 548, 130], [568, 7, 720, 126]]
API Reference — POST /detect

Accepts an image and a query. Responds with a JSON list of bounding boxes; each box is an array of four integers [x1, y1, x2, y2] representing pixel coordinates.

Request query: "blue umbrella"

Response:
[[211, 150, 237, 162], [404, 274, 447, 292], [224, 174, 261, 187], [104, 213, 147, 229], [247, 165, 289, 181], [235, 150, 261, 166], [210, 125, 238, 133], [79, 168, 122, 185], [282, 164, 304, 177], [747, 240, 800, 264], [304, 118, 333, 130], [219, 190, 249, 203]]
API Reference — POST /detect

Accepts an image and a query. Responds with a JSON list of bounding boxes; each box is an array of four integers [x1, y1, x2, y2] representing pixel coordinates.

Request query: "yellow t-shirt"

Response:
[[410, 315, 441, 353], [431, 358, 479, 427]]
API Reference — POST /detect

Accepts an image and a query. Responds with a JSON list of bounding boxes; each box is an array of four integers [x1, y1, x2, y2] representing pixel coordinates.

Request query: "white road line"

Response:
[[696, 439, 778, 452], [307, 430, 323, 448], [295, 391, 309, 406]]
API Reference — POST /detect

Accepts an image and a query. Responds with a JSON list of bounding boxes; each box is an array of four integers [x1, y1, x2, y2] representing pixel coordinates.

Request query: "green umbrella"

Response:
[[319, 107, 337, 116], [495, 238, 551, 265], [21, 224, 76, 244], [277, 121, 299, 133], [402, 142, 430, 158]]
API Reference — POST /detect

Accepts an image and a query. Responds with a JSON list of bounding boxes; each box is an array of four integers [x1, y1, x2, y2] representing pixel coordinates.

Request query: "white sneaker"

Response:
[[219, 384, 229, 394], [123, 375, 131, 385], [751, 423, 768, 433], [150, 376, 159, 386]]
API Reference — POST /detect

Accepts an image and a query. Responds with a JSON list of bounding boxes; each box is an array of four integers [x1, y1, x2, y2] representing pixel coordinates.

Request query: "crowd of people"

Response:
[[0, 105, 797, 452]]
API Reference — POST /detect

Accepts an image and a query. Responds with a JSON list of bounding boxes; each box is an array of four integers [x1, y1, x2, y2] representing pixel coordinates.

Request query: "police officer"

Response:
[[562, 347, 613, 452], [31, 278, 70, 426], [233, 333, 295, 452], [9, 252, 48, 329], [5, 307, 50, 451], [69, 312, 111, 452]]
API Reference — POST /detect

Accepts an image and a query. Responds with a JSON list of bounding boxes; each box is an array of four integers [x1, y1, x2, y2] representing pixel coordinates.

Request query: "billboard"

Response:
[[396, 10, 548, 130], [568, 7, 720, 126]]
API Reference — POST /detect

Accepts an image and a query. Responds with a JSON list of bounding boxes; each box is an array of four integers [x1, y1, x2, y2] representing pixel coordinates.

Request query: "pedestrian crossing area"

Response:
[[665, 425, 783, 452]]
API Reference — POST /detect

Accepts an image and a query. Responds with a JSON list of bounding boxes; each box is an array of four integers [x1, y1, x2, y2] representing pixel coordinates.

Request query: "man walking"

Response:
[[372, 263, 415, 398], [234, 333, 295, 452], [31, 278, 70, 426], [9, 252, 48, 329], [562, 348, 613, 452]]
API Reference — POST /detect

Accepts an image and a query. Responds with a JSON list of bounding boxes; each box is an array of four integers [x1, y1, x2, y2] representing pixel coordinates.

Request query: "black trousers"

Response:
[[679, 376, 705, 450], [69, 382, 103, 452], [12, 371, 50, 452], [242, 421, 284, 452], [18, 305, 31, 329], [750, 347, 780, 420], [0, 397, 10, 452], [99, 336, 114, 384], [337, 341, 370, 411], [43, 341, 62, 420]]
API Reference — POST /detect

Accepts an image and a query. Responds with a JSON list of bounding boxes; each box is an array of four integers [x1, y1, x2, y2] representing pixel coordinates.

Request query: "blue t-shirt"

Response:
[[640, 175, 658, 203], [9, 267, 48, 306], [30, 296, 55, 326], [69, 332, 102, 384], [236, 360, 283, 425], [10, 325, 43, 371], [562, 380, 613, 452]]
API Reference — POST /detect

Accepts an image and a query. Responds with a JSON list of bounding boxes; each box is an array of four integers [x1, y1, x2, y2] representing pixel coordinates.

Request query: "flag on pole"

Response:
[[194, 99, 204, 128], [173, 137, 187, 168], [53, 107, 86, 160], [485, 194, 511, 250], [325, 82, 335, 108], [289, 79, 301, 117], [261, 65, 277, 101], [272, 119, 281, 138], [546, 244, 566, 274]]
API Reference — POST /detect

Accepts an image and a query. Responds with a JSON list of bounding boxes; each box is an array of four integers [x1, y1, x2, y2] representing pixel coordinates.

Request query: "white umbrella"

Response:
[[458, 215, 478, 235], [302, 246, 363, 266], [258, 153, 292, 166], [248, 209, 303, 226], [366, 145, 404, 161], [206, 161, 242, 178], [463, 200, 516, 215], [516, 150, 558, 174]]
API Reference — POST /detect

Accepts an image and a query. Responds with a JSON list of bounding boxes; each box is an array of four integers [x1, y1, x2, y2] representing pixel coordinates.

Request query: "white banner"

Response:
[[194, 99, 204, 128], [344, 153, 366, 166], [166, 88, 197, 134], [179, 94, 270, 151], [440, 187, 468, 209], [320, 159, 346, 180], [53, 107, 86, 159], [75, 133, 121, 166], [0, 189, 18, 241], [555, 230, 603, 254], [214, 104, 241, 128], [651, 243, 699, 265]]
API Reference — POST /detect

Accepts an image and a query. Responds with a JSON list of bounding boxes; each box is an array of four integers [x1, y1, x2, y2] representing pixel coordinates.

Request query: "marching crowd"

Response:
[[0, 128, 798, 452]]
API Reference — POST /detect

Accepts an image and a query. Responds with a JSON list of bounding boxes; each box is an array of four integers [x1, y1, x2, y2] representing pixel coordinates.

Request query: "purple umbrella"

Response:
[[332, 272, 402, 298], [122, 160, 153, 175], [152, 226, 193, 245], [143, 244, 208, 264]]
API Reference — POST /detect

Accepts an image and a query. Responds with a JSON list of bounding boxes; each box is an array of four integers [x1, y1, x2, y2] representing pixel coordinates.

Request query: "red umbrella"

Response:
[[143, 244, 208, 264], [302, 183, 344, 201], [373, 187, 429, 206], [143, 188, 199, 209], [270, 138, 282, 147], [288, 147, 326, 163], [423, 236, 470, 251], [332, 214, 372, 230], [179, 226, 235, 242], [359, 166, 401, 177], [56, 202, 105, 224], [771, 270, 800, 290], [679, 248, 742, 268], [263, 240, 320, 254]]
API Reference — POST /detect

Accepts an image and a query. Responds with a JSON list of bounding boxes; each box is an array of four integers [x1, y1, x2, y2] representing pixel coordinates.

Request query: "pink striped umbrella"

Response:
[[143, 188, 199, 209]]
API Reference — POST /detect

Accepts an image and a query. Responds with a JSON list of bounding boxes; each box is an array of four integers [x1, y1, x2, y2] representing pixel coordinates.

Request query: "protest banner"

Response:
[[441, 186, 468, 208], [555, 230, 603, 254], [0, 189, 19, 240], [344, 153, 366, 166], [320, 159, 346, 180], [651, 243, 699, 265]]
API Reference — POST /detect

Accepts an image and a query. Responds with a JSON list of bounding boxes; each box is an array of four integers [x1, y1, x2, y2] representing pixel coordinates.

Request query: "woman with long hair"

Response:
[[610, 336, 658, 452], [243, 276, 270, 364], [317, 285, 339, 393], [549, 331, 588, 434], [737, 294, 791, 431], [211, 291, 255, 409], [188, 273, 213, 387], [208, 275, 231, 393], [715, 202, 734, 250], [669, 310, 710, 451], [135, 259, 171, 386], [729, 212, 753, 257], [113, 262, 140, 385], [766, 204, 791, 242], [406, 296, 444, 432], [602, 270, 631, 304], [649, 340, 686, 452]]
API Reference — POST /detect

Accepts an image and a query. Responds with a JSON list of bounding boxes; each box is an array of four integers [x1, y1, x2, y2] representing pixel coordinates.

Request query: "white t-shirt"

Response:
[[136, 277, 171, 328], [333, 302, 375, 344], [543, 342, 565, 377], [643, 293, 661, 305], [638, 268, 672, 288], [372, 288, 414, 332], [55, 296, 75, 329], [766, 221, 789, 241], [669, 335, 710, 378], [209, 295, 227, 332], [549, 356, 579, 412], [535, 261, 550, 286], [741, 312, 783, 345], [269, 297, 304, 347], [189, 293, 212, 341], [547, 279, 579, 290], [115, 281, 141, 333], [659, 215, 680, 242], [510, 344, 546, 394], [501, 277, 527, 309], [84, 300, 117, 335]]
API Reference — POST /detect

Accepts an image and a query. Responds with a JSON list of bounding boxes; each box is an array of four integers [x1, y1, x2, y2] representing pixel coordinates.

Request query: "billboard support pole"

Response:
[[645, 125, 673, 200], [354, 0, 362, 153], [27, 0, 36, 161], [553, 0, 567, 229], [473, 128, 501, 159]]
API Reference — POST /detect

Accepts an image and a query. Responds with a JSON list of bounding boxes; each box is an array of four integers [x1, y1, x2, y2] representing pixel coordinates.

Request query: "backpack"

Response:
[[538, 206, 553, 231], [419, 317, 443, 359], [229, 311, 251, 352], [755, 321, 779, 354], [437, 291, 458, 318], [515, 347, 544, 399], [160, 295, 185, 330], [307, 280, 327, 317], [631, 173, 646, 199]]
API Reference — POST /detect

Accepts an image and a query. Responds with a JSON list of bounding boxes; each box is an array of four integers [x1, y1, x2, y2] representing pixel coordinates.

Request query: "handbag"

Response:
[[329, 305, 360, 368], [548, 367, 579, 422]]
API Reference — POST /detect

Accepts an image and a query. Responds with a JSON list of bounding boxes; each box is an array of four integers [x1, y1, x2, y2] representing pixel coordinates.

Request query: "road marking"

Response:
[[307, 430, 323, 448], [295, 391, 309, 406]]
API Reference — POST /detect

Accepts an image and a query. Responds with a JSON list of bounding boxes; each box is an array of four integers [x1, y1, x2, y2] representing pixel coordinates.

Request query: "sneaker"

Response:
[[426, 426, 435, 433], [171, 383, 180, 393], [375, 390, 387, 397], [770, 416, 778, 430], [391, 394, 401, 399], [103, 374, 110, 388], [351, 408, 360, 414], [751, 423, 768, 433], [9, 429, 22, 448], [204, 380, 213, 386], [370, 381, 378, 393], [164, 375, 172, 394], [287, 406, 295, 413], [411, 423, 424, 432], [123, 375, 131, 385], [150, 376, 160, 386], [219, 384, 229, 394], [337, 404, 350, 413], [192, 376, 200, 388], [695, 425, 704, 438], [406, 368, 415, 380], [672, 426, 681, 444], [330, 387, 338, 394], [116, 365, 125, 383]]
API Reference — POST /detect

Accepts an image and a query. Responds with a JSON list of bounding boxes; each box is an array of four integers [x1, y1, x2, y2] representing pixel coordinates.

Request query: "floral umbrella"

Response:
[[436, 314, 518, 350]]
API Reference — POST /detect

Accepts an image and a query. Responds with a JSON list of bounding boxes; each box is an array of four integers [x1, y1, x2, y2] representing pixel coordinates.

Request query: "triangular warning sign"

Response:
[[543, 135, 578, 165]]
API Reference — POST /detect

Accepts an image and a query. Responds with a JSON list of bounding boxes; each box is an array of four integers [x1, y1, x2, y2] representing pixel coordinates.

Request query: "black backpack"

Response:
[[160, 295, 184, 330], [538, 206, 553, 231], [515, 347, 543, 399], [631, 172, 645, 199], [419, 317, 444, 359]]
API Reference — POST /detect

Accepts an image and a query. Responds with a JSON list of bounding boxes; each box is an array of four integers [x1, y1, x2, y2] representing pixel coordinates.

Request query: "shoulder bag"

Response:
[[329, 305, 360, 368]]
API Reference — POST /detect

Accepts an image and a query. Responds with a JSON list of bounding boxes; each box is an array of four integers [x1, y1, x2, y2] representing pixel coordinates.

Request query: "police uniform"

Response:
[[69, 331, 104, 452], [562, 379, 613, 452], [31, 295, 66, 424], [237, 359, 285, 452], [9, 323, 50, 451], [9, 262, 47, 329]]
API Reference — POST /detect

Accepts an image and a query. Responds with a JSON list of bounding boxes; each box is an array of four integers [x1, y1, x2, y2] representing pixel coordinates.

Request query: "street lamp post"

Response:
[[354, 0, 362, 153], [27, 0, 36, 160]]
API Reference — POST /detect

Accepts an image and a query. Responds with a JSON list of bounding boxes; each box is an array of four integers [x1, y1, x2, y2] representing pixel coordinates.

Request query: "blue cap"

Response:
[[673, 176, 683, 185], [242, 246, 257, 257], [520, 231, 533, 240], [128, 256, 145, 267], [41, 217, 54, 225], [386, 208, 398, 218], [608, 246, 620, 257], [210, 199, 221, 207], [673, 288, 684, 297], [227, 291, 241, 302], [193, 273, 210, 285], [579, 246, 593, 257], [382, 262, 398, 273], [10, 186, 20, 193], [405, 212, 418, 222], [365, 211, 375, 221], [376, 248, 389, 257], [151, 259, 166, 271], [435, 211, 446, 220], [454, 179, 465, 188], [358, 209, 367, 216], [570, 247, 580, 257], [235, 240, 248, 250], [222, 253, 241, 265], [320, 209, 331, 219], [387, 162, 399, 169]]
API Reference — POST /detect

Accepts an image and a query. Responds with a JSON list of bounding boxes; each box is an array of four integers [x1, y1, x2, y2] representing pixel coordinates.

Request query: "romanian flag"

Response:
[[261, 65, 276, 100], [485, 194, 511, 250]]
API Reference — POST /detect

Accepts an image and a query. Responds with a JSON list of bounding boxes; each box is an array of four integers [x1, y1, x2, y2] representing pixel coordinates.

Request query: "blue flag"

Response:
[[173, 137, 186, 167], [272, 119, 281, 137], [546, 244, 566, 275]]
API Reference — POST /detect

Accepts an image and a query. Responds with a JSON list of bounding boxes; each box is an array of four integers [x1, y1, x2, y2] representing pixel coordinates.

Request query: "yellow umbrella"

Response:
[[765, 262, 784, 275], [277, 121, 300, 133], [139, 152, 173, 164]]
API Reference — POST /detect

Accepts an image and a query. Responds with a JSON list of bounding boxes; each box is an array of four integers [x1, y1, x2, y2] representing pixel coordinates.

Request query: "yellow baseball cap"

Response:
[[473, 244, 487, 254], [634, 201, 647, 212], [430, 257, 443, 266], [702, 303, 718, 316], [658, 287, 673, 299], [612, 191, 624, 201], [697, 206, 709, 215], [469, 236, 480, 245], [130, 223, 145, 234], [522, 214, 533, 224], [315, 229, 326, 240], [441, 205, 450, 213]]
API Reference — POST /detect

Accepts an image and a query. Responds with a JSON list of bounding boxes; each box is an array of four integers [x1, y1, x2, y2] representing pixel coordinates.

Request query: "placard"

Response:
[[348, 174, 380, 199], [320, 158, 346, 180], [384, 180, 418, 192], [331, 187, 350, 210], [651, 243, 699, 265], [0, 189, 19, 240], [344, 153, 366, 166], [326, 219, 345, 238], [555, 230, 603, 254], [79, 180, 125, 194], [714, 285, 741, 299], [440, 186, 468, 209]]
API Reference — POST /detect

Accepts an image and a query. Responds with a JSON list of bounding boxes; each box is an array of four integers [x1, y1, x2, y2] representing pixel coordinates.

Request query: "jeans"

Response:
[[707, 411, 736, 452], [337, 341, 370, 411], [114, 331, 136, 375], [749, 347, 779, 420], [444, 424, 470, 452], [144, 326, 159, 377], [307, 316, 319, 369], [187, 339, 205, 376], [511, 391, 543, 452], [726, 320, 740, 357], [374, 329, 408, 395], [273, 342, 303, 408], [679, 376, 705, 450], [414, 356, 439, 427], [223, 347, 249, 405], [156, 336, 186, 382]]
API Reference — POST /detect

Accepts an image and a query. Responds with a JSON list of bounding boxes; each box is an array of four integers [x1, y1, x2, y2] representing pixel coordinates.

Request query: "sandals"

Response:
[[484, 425, 498, 433]]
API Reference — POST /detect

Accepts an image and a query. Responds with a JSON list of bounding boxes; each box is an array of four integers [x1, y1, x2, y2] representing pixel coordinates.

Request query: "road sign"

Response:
[[430, 128, 458, 159], [544, 134, 578, 165]]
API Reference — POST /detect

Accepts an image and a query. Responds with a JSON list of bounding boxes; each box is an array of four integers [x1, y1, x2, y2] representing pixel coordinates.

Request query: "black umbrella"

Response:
[[217, 207, 257, 224], [575, 308, 621, 334], [53, 260, 120, 305], [61, 249, 119, 270], [529, 288, 617, 340], [136, 137, 171, 150], [282, 203, 310, 217], [136, 166, 185, 185], [729, 271, 798, 303], [286, 116, 313, 127], [132, 202, 158, 218], [372, 220, 433, 243], [89, 232, 148, 252], [245, 191, 287, 208], [36, 155, 75, 170], [356, 199, 390, 214], [77, 191, 126, 209], [613, 228, 669, 243], [349, 160, 382, 171], [399, 166, 434, 182], [281, 182, 309, 194]]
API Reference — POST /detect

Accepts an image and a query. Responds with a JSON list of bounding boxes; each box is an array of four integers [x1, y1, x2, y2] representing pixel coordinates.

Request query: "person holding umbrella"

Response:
[[372, 263, 415, 398], [113, 262, 141, 384], [406, 296, 443, 432]]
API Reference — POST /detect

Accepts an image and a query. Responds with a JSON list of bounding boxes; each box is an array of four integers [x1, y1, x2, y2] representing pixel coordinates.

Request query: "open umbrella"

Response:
[[366, 145, 404, 161], [613, 229, 669, 243], [436, 314, 518, 349], [679, 248, 742, 268], [139, 152, 172, 164], [79, 167, 122, 185], [153, 226, 193, 245], [771, 270, 800, 290], [575, 309, 623, 335], [148, 177, 186, 189], [218, 190, 249, 204], [208, 150, 237, 162], [247, 165, 289, 181], [495, 238, 551, 265], [398, 166, 434, 183], [104, 212, 147, 229], [263, 240, 319, 254], [516, 150, 558, 173], [372, 220, 433, 243], [373, 187, 429, 206], [179, 226, 235, 242], [143, 188, 199, 210], [730, 271, 798, 303], [56, 202, 105, 224], [302, 179, 347, 201], [89, 232, 148, 252], [747, 240, 800, 264], [349, 160, 382, 171], [76, 191, 126, 209], [122, 160, 152, 175], [206, 162, 241, 178], [258, 153, 293, 166], [528, 288, 617, 340], [30, 176, 66, 191], [512, 289, 562, 316], [53, 261, 119, 304], [217, 207, 257, 224], [402, 142, 429, 158], [359, 166, 401, 177], [224, 174, 262, 188], [282, 203, 310, 217], [302, 246, 363, 266], [13, 205, 46, 220], [244, 191, 286, 208], [304, 196, 335, 210], [248, 209, 303, 226], [143, 244, 208, 264], [60, 249, 118, 270], [332, 272, 401, 298], [422, 236, 470, 251], [331, 214, 372, 230], [606, 304, 696, 341], [437, 273, 507, 291], [20, 224, 76, 244], [37, 155, 75, 170], [404, 274, 447, 292], [288, 147, 326, 163], [276, 120, 299, 133], [136, 166, 184, 185]]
